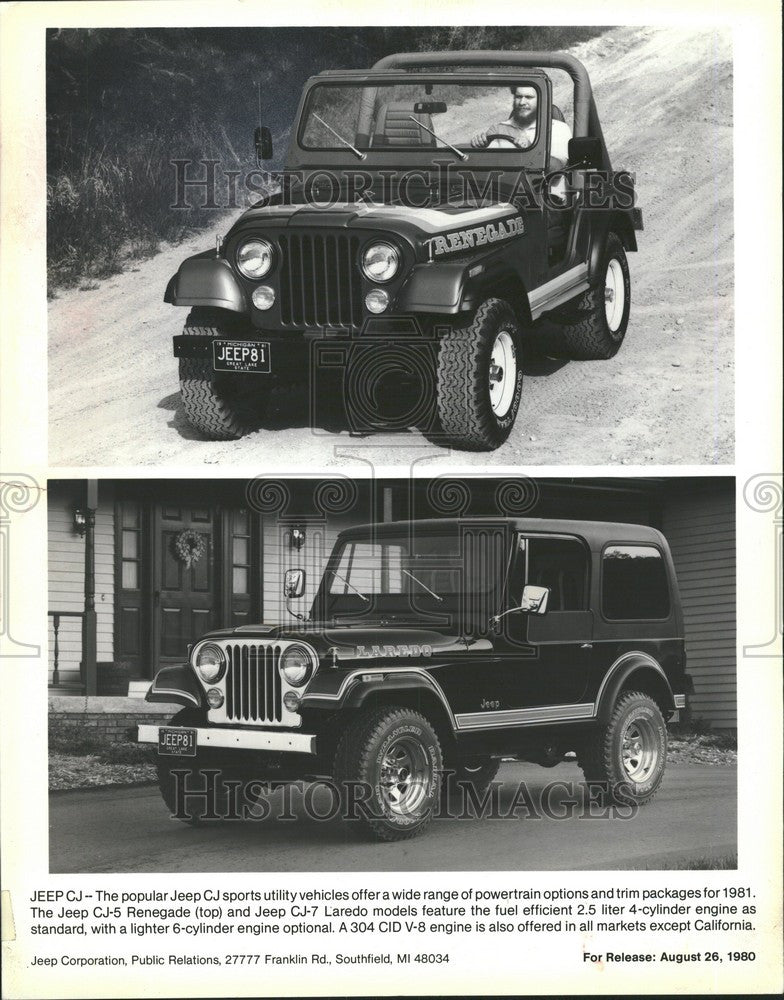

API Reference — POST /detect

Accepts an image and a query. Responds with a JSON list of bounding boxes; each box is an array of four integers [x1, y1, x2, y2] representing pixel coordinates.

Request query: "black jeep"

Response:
[[139, 517, 690, 841], [166, 50, 642, 450]]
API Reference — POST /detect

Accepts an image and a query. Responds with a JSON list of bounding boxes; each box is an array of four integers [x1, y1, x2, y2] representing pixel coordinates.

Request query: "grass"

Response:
[[650, 853, 738, 871]]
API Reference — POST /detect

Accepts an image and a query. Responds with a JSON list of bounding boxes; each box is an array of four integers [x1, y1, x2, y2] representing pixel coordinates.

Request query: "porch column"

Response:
[[82, 480, 98, 695]]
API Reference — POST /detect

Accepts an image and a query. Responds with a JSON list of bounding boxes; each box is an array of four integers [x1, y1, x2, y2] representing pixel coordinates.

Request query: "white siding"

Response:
[[662, 486, 736, 729], [262, 515, 356, 623], [48, 484, 114, 687]]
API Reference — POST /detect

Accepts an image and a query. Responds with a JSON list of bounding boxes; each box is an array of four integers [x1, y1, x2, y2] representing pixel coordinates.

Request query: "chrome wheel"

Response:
[[488, 329, 517, 418], [379, 736, 431, 816], [621, 716, 659, 783], [604, 258, 625, 333]]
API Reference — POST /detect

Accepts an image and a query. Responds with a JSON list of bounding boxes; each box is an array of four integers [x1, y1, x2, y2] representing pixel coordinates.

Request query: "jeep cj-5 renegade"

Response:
[[139, 518, 689, 841], [166, 51, 642, 451]]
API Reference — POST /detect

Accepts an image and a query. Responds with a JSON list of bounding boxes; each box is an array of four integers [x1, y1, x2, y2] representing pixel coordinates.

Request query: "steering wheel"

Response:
[[484, 124, 531, 150]]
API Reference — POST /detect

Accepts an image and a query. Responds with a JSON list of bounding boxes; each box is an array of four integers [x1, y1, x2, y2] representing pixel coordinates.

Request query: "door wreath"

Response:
[[173, 529, 207, 568]]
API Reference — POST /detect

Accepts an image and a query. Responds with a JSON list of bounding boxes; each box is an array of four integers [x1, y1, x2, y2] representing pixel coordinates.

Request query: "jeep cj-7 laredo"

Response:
[[166, 51, 642, 450], [138, 518, 689, 841]]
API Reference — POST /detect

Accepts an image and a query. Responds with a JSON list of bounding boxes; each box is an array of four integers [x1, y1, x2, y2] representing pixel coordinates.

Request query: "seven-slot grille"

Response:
[[225, 643, 283, 723], [278, 233, 363, 329]]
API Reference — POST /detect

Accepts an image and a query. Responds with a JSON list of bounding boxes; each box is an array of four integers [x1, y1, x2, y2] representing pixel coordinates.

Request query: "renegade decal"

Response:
[[355, 643, 433, 658], [430, 216, 525, 256]]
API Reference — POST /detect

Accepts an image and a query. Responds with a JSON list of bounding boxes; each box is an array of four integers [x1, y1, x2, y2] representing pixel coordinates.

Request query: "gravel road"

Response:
[[48, 26, 733, 468]]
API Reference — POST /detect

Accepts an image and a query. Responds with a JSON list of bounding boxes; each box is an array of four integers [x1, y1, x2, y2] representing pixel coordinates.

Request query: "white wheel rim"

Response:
[[604, 258, 625, 333], [488, 330, 517, 418]]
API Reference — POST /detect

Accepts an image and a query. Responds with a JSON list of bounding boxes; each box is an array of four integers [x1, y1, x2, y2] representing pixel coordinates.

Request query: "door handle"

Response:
[[580, 643, 593, 650]]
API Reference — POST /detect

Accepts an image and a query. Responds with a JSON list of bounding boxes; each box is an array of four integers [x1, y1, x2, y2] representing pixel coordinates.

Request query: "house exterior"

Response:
[[47, 476, 737, 728]]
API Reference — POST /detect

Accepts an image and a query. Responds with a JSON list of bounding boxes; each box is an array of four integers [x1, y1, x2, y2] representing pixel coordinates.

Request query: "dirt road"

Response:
[[48, 26, 733, 468], [49, 762, 737, 873]]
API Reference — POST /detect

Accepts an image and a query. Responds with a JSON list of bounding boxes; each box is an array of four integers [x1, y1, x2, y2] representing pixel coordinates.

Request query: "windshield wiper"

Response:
[[331, 572, 370, 602], [312, 114, 366, 161], [408, 116, 467, 161], [403, 569, 443, 602]]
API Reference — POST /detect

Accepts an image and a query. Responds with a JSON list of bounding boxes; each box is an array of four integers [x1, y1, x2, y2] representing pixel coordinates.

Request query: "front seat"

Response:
[[372, 103, 435, 147]]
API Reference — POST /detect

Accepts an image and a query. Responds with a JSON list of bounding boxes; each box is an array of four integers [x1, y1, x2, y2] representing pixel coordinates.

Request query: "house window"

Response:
[[232, 508, 251, 596], [120, 502, 142, 591], [602, 544, 670, 620]]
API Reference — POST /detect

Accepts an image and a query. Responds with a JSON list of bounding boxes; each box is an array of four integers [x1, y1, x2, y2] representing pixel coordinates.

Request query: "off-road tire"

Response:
[[155, 708, 253, 824], [547, 232, 631, 360], [333, 707, 443, 842], [443, 757, 501, 808], [577, 691, 667, 805], [434, 298, 523, 451], [179, 307, 267, 440]]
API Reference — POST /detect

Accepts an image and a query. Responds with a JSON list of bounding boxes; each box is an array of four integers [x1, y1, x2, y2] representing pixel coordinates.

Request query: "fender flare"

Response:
[[164, 252, 249, 314], [301, 668, 456, 730], [586, 212, 638, 284], [594, 652, 676, 723], [145, 663, 205, 709], [396, 258, 530, 323]]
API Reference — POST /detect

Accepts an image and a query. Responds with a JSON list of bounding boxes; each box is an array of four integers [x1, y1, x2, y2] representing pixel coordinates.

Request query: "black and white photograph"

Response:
[[46, 23, 733, 465], [47, 475, 736, 873]]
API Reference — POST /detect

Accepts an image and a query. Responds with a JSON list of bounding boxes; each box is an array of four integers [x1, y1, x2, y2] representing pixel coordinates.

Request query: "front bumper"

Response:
[[137, 725, 317, 755]]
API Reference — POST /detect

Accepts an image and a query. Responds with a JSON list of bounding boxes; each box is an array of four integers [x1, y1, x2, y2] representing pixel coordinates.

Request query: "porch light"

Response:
[[73, 508, 87, 537]]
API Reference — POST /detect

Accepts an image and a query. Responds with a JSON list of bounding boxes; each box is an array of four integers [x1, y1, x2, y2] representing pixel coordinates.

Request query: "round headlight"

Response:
[[280, 645, 314, 688], [195, 643, 225, 684], [206, 687, 224, 709], [252, 285, 275, 310], [236, 239, 274, 279], [361, 242, 400, 283], [365, 288, 389, 314]]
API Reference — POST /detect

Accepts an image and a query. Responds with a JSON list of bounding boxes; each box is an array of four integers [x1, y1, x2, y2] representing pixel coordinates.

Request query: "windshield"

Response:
[[299, 80, 545, 153], [313, 526, 509, 622]]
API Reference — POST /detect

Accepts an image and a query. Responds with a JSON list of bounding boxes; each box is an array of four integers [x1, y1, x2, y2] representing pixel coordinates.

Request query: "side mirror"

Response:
[[489, 585, 550, 631], [283, 568, 305, 599], [254, 126, 273, 163], [521, 584, 549, 615], [567, 136, 602, 170]]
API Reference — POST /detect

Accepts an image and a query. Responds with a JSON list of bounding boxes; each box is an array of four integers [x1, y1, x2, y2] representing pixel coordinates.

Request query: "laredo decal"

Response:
[[430, 216, 525, 256], [356, 644, 433, 659]]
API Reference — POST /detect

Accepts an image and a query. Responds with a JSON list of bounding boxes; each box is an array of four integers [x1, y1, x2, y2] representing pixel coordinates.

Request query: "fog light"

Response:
[[252, 285, 275, 310], [206, 688, 224, 709], [365, 288, 389, 314], [283, 691, 301, 712]]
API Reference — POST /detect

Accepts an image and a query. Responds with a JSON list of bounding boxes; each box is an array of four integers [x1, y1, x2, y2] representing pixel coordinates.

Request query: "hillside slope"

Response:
[[48, 25, 733, 467]]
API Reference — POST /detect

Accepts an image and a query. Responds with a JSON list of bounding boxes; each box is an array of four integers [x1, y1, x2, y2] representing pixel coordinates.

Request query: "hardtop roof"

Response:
[[336, 517, 668, 549]]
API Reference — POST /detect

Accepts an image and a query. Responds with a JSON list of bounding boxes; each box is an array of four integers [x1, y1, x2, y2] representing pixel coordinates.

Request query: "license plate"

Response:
[[212, 340, 270, 373], [158, 727, 197, 757]]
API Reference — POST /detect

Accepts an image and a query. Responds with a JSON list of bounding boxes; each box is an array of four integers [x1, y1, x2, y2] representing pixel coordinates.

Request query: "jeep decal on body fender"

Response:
[[429, 216, 525, 256]]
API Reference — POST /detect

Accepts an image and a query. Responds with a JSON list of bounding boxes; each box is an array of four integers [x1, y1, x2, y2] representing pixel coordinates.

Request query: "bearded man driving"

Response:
[[470, 84, 571, 168]]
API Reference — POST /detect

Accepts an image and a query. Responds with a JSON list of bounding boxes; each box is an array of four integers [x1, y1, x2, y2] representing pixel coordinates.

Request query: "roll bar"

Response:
[[356, 50, 609, 168]]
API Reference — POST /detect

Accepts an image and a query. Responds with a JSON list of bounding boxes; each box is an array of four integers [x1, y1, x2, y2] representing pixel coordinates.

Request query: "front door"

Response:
[[153, 503, 217, 667]]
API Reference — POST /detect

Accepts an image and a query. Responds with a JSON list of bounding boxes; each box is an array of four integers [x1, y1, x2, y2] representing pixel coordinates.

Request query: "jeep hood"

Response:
[[201, 621, 465, 664], [230, 200, 525, 252]]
